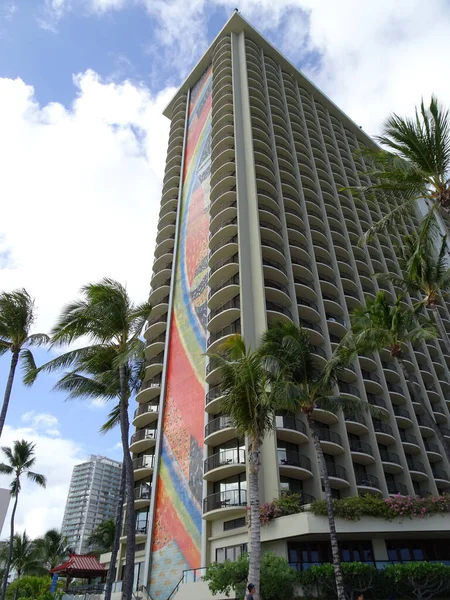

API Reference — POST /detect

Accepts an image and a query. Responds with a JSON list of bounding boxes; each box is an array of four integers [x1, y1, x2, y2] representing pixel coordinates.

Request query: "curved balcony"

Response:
[[130, 428, 157, 453], [204, 416, 236, 445], [208, 275, 240, 312], [338, 382, 360, 401], [133, 455, 156, 482], [400, 431, 421, 454], [387, 382, 406, 401], [144, 333, 166, 359], [379, 449, 403, 474], [326, 314, 347, 336], [266, 301, 293, 325], [299, 318, 323, 345], [144, 352, 164, 379], [144, 315, 167, 343], [132, 402, 159, 428], [276, 415, 308, 445], [209, 235, 238, 269], [208, 296, 240, 333], [317, 428, 344, 455], [387, 480, 408, 496], [134, 485, 151, 509], [349, 440, 375, 465], [262, 258, 288, 286], [297, 298, 320, 323], [407, 458, 428, 481], [424, 441, 441, 462], [373, 421, 396, 445], [203, 449, 246, 482], [203, 489, 247, 520], [393, 405, 413, 427], [432, 405, 447, 423], [324, 463, 349, 489], [433, 468, 450, 488], [209, 253, 239, 288], [312, 404, 338, 425], [417, 416, 435, 437], [209, 216, 238, 250], [278, 450, 313, 480], [136, 376, 162, 404], [355, 473, 382, 495], [206, 385, 224, 414], [361, 369, 383, 393], [294, 276, 317, 302], [345, 414, 368, 436], [264, 279, 291, 306], [207, 319, 241, 353]]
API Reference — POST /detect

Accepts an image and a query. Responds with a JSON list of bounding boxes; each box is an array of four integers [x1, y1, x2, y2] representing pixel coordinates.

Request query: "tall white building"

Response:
[[61, 455, 122, 554]]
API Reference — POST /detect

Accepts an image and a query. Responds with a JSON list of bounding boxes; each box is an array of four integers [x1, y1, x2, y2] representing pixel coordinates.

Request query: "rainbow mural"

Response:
[[149, 65, 212, 599]]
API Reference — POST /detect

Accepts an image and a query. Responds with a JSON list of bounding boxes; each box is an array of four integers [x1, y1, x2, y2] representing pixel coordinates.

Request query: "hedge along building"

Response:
[[111, 11, 450, 598]]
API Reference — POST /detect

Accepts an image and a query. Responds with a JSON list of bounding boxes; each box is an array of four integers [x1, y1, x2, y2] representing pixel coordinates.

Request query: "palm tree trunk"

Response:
[[396, 357, 450, 463], [247, 438, 261, 600], [118, 365, 136, 600], [1, 492, 19, 600], [0, 350, 19, 439], [431, 307, 450, 358], [105, 463, 126, 600], [307, 415, 346, 600]]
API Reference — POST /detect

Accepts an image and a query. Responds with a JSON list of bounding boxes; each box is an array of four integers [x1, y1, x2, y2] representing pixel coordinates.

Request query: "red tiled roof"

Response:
[[51, 554, 106, 575]]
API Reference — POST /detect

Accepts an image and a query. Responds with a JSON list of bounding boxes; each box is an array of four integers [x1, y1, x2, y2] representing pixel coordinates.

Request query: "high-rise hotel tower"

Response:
[[120, 11, 450, 599]]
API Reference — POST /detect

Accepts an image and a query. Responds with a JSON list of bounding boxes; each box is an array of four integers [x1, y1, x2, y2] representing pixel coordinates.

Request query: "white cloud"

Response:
[[41, 0, 450, 135], [0, 70, 175, 333], [0, 423, 85, 538], [21, 411, 60, 436]]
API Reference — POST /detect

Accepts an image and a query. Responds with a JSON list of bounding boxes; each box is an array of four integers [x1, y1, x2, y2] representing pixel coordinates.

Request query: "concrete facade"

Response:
[[61, 455, 122, 554], [118, 11, 450, 597]]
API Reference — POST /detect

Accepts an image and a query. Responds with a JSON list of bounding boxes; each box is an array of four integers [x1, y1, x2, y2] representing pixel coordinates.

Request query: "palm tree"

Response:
[[0, 289, 49, 438], [259, 323, 369, 600], [345, 96, 450, 240], [378, 215, 450, 356], [0, 440, 46, 600], [210, 335, 279, 600], [35, 529, 69, 572], [27, 278, 151, 600], [1, 532, 45, 578], [346, 291, 450, 462], [87, 520, 116, 555]]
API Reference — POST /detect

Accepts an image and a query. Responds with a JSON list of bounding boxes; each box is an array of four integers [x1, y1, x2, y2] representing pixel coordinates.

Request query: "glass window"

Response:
[[216, 544, 247, 563]]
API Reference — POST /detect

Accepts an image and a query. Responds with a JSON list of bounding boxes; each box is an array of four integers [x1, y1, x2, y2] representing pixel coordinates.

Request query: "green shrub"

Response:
[[260, 492, 305, 525], [384, 562, 450, 600], [6, 576, 63, 600]]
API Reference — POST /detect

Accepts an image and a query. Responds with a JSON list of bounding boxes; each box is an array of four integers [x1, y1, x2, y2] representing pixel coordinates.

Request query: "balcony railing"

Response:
[[393, 406, 411, 420], [204, 449, 245, 473], [338, 382, 360, 397], [317, 429, 342, 445], [361, 370, 381, 383], [205, 416, 233, 437], [203, 489, 247, 513], [207, 320, 241, 347], [349, 440, 372, 454], [379, 450, 401, 465], [131, 429, 157, 445], [278, 450, 311, 471], [325, 463, 347, 480], [373, 422, 394, 436], [133, 455, 156, 470], [134, 486, 151, 500], [407, 459, 426, 473], [387, 481, 408, 496], [355, 473, 379, 488], [133, 403, 159, 419], [276, 415, 307, 435], [400, 431, 419, 445]]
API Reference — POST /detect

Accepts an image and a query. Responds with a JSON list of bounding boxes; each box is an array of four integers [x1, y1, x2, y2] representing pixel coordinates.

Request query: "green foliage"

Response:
[[259, 493, 305, 525], [310, 493, 450, 521], [384, 562, 450, 600], [299, 562, 379, 600], [204, 553, 297, 600], [87, 519, 116, 554], [6, 576, 63, 600], [34, 529, 69, 571]]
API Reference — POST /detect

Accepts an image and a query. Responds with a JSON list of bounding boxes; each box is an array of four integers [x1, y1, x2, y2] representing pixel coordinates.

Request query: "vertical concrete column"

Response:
[[231, 31, 280, 503], [372, 538, 389, 561]]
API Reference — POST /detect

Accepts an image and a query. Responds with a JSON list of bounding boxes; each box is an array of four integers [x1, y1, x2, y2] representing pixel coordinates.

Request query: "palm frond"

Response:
[[25, 333, 50, 347], [26, 471, 46, 488], [0, 289, 37, 349], [100, 404, 120, 434], [20, 348, 37, 387]]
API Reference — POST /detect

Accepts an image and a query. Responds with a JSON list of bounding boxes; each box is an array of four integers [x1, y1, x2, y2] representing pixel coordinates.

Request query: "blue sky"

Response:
[[1, 0, 450, 537]]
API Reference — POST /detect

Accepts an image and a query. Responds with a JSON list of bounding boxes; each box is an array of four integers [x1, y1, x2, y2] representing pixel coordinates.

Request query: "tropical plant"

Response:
[[378, 214, 450, 356], [27, 278, 150, 600], [346, 291, 450, 462], [0, 532, 45, 578], [345, 96, 450, 240], [0, 289, 49, 438], [0, 440, 46, 600], [204, 552, 298, 600], [384, 561, 450, 600], [259, 322, 372, 600], [87, 520, 116, 555], [299, 562, 379, 600], [209, 335, 279, 600], [5, 575, 63, 600], [34, 529, 69, 572]]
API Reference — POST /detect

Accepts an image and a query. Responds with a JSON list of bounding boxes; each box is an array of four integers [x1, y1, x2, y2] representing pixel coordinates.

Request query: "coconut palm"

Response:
[[346, 96, 450, 240], [34, 529, 69, 572], [27, 278, 149, 600], [259, 322, 370, 600], [1, 532, 45, 578], [0, 440, 46, 600], [209, 335, 279, 600], [346, 291, 450, 463], [87, 520, 116, 555], [0, 289, 49, 438], [378, 215, 450, 356]]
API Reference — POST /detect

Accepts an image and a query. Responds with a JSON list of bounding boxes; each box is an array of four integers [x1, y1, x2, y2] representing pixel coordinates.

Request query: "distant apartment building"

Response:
[[0, 488, 10, 535], [61, 455, 122, 554]]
